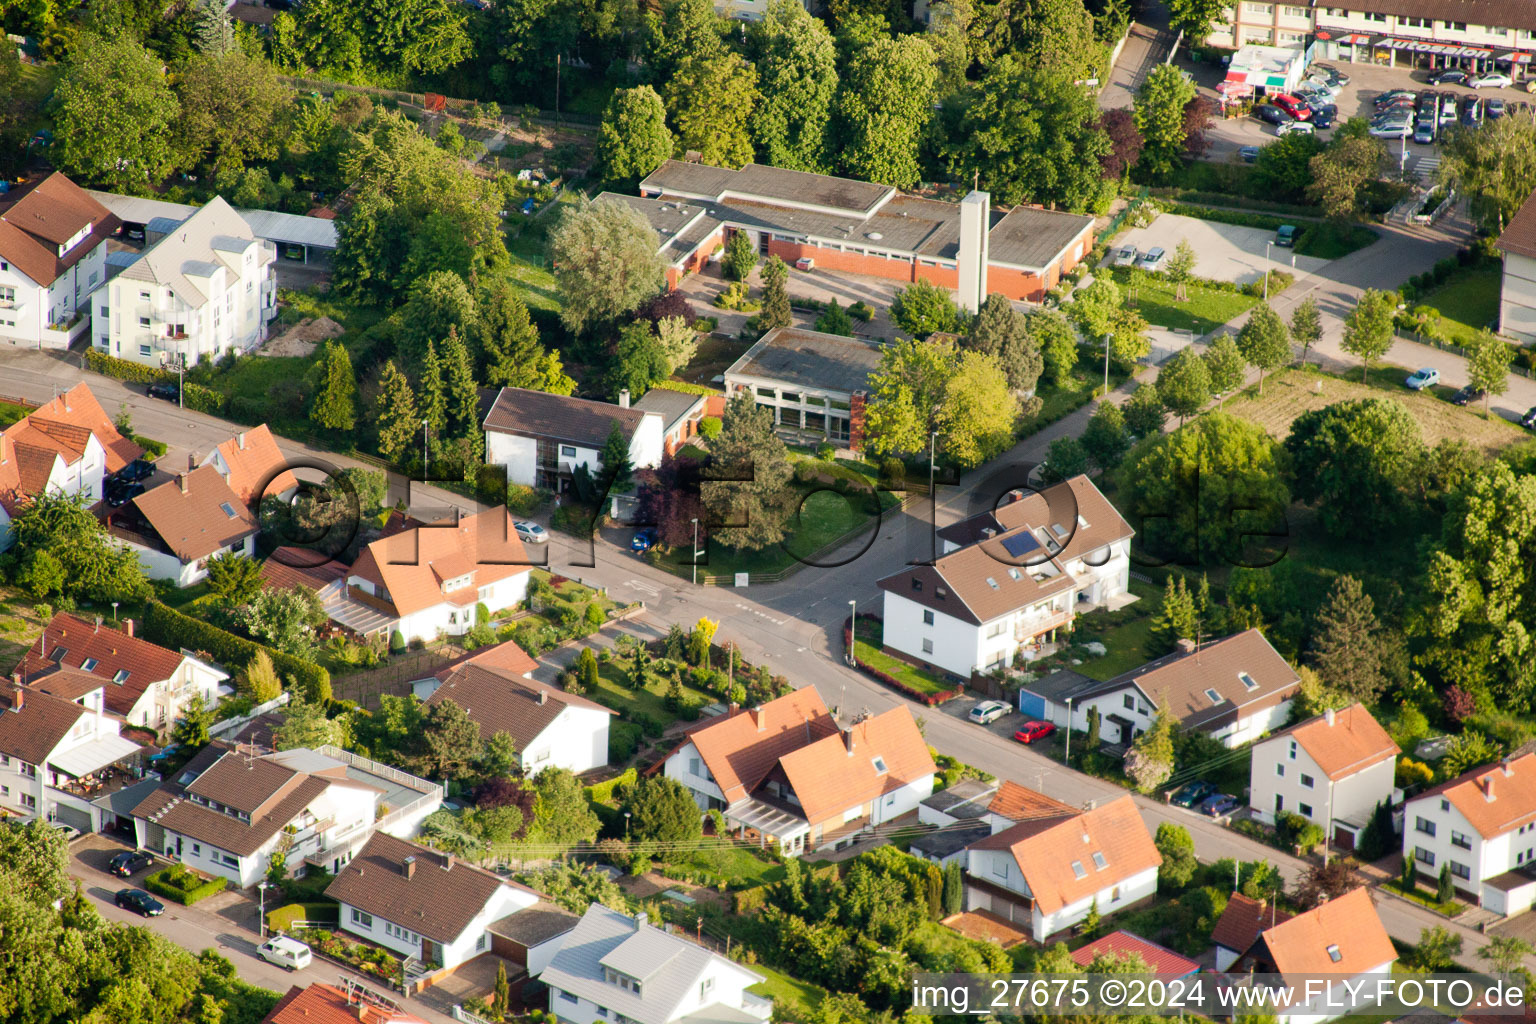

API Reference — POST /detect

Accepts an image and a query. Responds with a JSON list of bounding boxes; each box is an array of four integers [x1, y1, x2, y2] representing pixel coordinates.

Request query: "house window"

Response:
[[192, 843, 202, 855], [1123, 695, 1134, 710], [911, 579, 923, 592], [1204, 689, 1222, 704], [138, 317, 150, 327], [1275, 794, 1284, 812], [1111, 886, 1121, 902], [1450, 861, 1471, 880], [1327, 944, 1342, 963], [1415, 817, 1436, 837], [1299, 803, 1314, 818], [559, 991, 579, 1005], [872, 756, 888, 774], [1300, 773, 1315, 789], [1443, 20, 1466, 30], [351, 908, 373, 928], [689, 757, 701, 776], [1071, 861, 1086, 879], [923, 610, 934, 625], [922, 639, 933, 654], [139, 345, 151, 357], [1288, 740, 1297, 760], [1092, 851, 1108, 870], [560, 445, 577, 458], [81, 658, 99, 671], [1440, 799, 1450, 812], [1415, 848, 1435, 867], [987, 621, 1006, 638], [1276, 765, 1285, 778], [701, 978, 715, 999], [476, 934, 488, 952], [1451, 831, 1471, 850], [1238, 672, 1258, 691]]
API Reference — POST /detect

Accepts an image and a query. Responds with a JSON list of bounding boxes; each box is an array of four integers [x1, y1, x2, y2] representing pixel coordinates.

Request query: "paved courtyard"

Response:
[[1109, 214, 1333, 286]]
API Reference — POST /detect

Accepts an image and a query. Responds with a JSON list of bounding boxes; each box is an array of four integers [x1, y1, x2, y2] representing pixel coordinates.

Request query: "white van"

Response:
[[257, 936, 313, 971]]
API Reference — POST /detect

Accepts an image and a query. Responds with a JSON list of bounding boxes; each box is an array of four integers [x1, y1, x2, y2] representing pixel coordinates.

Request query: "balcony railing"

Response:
[[1016, 608, 1072, 641]]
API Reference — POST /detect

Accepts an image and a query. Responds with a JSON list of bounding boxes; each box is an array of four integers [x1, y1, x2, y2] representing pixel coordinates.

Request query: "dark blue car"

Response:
[[630, 528, 657, 553], [1201, 793, 1242, 818]]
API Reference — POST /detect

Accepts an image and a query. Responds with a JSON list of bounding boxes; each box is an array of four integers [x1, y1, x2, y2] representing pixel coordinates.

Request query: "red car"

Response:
[[1271, 93, 1313, 121], [1013, 721, 1057, 744]]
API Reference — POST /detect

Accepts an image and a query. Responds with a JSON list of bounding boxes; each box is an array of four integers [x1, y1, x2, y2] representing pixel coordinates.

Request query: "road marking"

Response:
[[624, 578, 660, 597], [734, 602, 788, 625]]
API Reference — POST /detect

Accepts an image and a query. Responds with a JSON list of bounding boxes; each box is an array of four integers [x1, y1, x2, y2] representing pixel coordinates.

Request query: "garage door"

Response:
[[1019, 692, 1047, 717], [53, 804, 93, 833], [1332, 824, 1357, 851]]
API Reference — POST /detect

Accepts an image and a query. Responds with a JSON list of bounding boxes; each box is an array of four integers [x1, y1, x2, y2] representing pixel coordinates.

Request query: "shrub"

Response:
[[698, 417, 722, 440], [143, 600, 330, 701], [133, 435, 168, 458], [180, 382, 226, 415], [691, 316, 719, 332], [815, 443, 835, 461], [145, 865, 228, 905], [389, 630, 406, 653], [266, 901, 339, 934], [848, 301, 874, 322]]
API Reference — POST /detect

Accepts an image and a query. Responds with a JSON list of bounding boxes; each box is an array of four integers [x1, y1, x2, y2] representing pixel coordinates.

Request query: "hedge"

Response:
[[842, 621, 965, 707], [181, 382, 227, 415], [266, 900, 339, 934], [652, 380, 722, 397], [143, 600, 331, 701], [585, 768, 638, 808], [145, 865, 228, 906], [133, 435, 168, 459], [85, 350, 175, 385]]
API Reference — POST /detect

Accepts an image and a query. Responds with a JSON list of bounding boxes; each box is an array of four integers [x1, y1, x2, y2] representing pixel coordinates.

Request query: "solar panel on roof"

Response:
[[1001, 532, 1041, 558]]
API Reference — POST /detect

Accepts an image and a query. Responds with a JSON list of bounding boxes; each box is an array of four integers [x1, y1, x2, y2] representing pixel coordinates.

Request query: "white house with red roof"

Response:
[[0, 383, 143, 549], [963, 792, 1161, 942], [0, 172, 119, 350], [338, 506, 531, 644], [660, 685, 935, 857], [18, 612, 229, 734], [1402, 752, 1536, 916], [199, 424, 298, 506], [1248, 704, 1399, 850], [109, 465, 258, 586], [260, 982, 428, 1024]]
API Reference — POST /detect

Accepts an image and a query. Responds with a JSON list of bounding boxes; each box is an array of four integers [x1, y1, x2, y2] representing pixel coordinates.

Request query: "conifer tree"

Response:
[[374, 360, 420, 463], [310, 340, 356, 432]]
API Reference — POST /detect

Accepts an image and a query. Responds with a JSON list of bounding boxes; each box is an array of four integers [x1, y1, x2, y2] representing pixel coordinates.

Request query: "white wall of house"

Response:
[[123, 656, 229, 732], [522, 705, 610, 776], [546, 956, 769, 1024], [1249, 738, 1394, 831], [338, 883, 537, 970], [880, 590, 982, 678], [121, 534, 255, 587], [1034, 864, 1157, 941], [964, 847, 1156, 941], [485, 432, 539, 488], [1501, 251, 1536, 344], [388, 570, 530, 645], [870, 774, 934, 825], [665, 741, 728, 812], [1401, 785, 1536, 909], [1213, 701, 1294, 748], [1278, 962, 1394, 1024], [0, 241, 106, 349], [628, 414, 664, 471]]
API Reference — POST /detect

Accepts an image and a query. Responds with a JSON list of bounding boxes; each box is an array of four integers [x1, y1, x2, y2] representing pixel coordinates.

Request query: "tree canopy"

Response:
[[597, 85, 673, 185], [548, 198, 667, 333], [1284, 398, 1425, 540]]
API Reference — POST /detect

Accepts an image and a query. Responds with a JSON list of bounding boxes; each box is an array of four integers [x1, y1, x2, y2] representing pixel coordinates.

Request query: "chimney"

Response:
[[94, 616, 102, 634], [634, 912, 648, 930], [1175, 638, 1196, 655], [1325, 707, 1336, 727], [1482, 774, 1496, 802], [727, 701, 740, 718], [187, 452, 197, 471], [1007, 489, 1024, 503], [538, 689, 547, 705], [178, 473, 188, 494], [237, 432, 247, 450], [750, 706, 765, 732], [441, 852, 453, 871], [403, 855, 416, 879], [11, 687, 22, 712], [619, 389, 631, 409], [844, 728, 856, 755], [125, 619, 134, 639], [956, 190, 990, 314], [1502, 760, 1515, 778]]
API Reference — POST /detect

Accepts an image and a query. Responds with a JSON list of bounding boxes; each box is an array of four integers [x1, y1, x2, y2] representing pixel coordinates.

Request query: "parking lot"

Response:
[[1107, 214, 1333, 286], [1198, 58, 1534, 182]]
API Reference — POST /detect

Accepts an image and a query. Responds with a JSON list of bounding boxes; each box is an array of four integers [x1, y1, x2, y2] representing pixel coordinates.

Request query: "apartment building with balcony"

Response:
[[0, 675, 149, 835], [130, 741, 443, 887], [0, 172, 118, 350], [1208, 0, 1536, 74], [94, 196, 277, 368], [875, 475, 1134, 679]]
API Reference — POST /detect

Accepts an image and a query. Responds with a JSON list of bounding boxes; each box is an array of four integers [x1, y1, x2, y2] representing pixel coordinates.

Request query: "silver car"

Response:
[[1136, 246, 1166, 271], [968, 700, 1013, 724], [514, 521, 548, 544], [1112, 245, 1138, 267]]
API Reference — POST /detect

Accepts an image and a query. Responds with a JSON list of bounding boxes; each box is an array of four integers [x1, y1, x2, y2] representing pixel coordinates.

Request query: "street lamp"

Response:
[[847, 599, 857, 666], [1064, 696, 1075, 766], [624, 812, 632, 840], [691, 517, 700, 586], [422, 420, 429, 478], [111, 602, 119, 623], [1263, 241, 1275, 301], [258, 880, 269, 939], [928, 429, 939, 498]]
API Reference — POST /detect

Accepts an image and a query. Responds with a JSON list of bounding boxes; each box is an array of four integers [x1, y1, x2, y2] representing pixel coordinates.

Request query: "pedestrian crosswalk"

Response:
[[1408, 150, 1441, 183]]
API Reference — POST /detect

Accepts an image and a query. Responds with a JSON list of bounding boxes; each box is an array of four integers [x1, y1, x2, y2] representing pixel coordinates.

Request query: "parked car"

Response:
[[1375, 89, 1418, 105], [1374, 98, 1417, 115], [1276, 121, 1314, 136], [115, 459, 155, 483], [1405, 367, 1441, 390], [1295, 85, 1334, 108], [1302, 76, 1341, 96], [1450, 385, 1486, 406], [1172, 780, 1217, 808], [145, 383, 180, 402], [114, 889, 165, 917], [1275, 224, 1297, 247], [1309, 63, 1349, 86], [109, 850, 156, 877], [51, 822, 80, 842], [1472, 71, 1512, 89], [1413, 123, 1436, 144], [257, 937, 313, 971], [1013, 721, 1057, 744], [1254, 104, 1292, 126], [1417, 90, 1441, 109], [513, 521, 548, 544], [969, 700, 1013, 725], [1239, 145, 1261, 163], [1271, 93, 1312, 120], [1111, 245, 1138, 267], [1201, 793, 1242, 818], [1429, 69, 1468, 86], [1440, 98, 1460, 124], [1310, 105, 1337, 129], [1522, 406, 1536, 430], [1462, 96, 1483, 125], [106, 482, 145, 508], [1369, 121, 1413, 138], [629, 527, 657, 553], [1136, 246, 1166, 271], [1487, 97, 1507, 118]]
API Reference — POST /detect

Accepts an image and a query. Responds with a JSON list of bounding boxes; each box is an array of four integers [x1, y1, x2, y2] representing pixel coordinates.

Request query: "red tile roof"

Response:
[[1255, 887, 1395, 976], [1264, 703, 1398, 781], [1412, 752, 1536, 840], [261, 983, 428, 1024], [1498, 188, 1536, 261], [0, 384, 144, 514], [18, 612, 191, 717], [204, 425, 299, 505], [0, 681, 88, 766], [347, 507, 530, 618], [426, 660, 614, 751], [681, 687, 840, 806], [16, 383, 142, 473], [1070, 931, 1200, 975], [970, 795, 1161, 915], [988, 780, 1080, 823], [129, 466, 257, 563], [775, 707, 937, 825], [1211, 892, 1293, 954], [0, 172, 120, 287]]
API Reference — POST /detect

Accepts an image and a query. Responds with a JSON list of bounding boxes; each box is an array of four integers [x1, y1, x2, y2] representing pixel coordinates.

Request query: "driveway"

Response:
[[1111, 214, 1332, 285]]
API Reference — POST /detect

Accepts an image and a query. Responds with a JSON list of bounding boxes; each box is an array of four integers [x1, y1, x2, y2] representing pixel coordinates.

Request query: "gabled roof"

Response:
[[432, 638, 539, 682], [1254, 887, 1395, 976], [631, 388, 708, 432], [483, 386, 650, 450], [879, 476, 1134, 626], [425, 660, 614, 751], [1211, 892, 1293, 954], [1499, 189, 1536, 261], [970, 795, 1161, 916], [0, 172, 120, 286], [18, 612, 197, 717], [261, 983, 428, 1024], [129, 466, 258, 563], [347, 507, 530, 618], [774, 707, 937, 825], [0, 385, 144, 515], [1411, 752, 1536, 840], [1062, 630, 1299, 733], [0, 681, 88, 766], [0, 431, 63, 516], [1070, 931, 1200, 976], [540, 904, 765, 1024], [987, 779, 1080, 823], [1262, 704, 1398, 781], [325, 832, 537, 946], [202, 424, 298, 505], [680, 687, 840, 806], [118, 196, 260, 308]]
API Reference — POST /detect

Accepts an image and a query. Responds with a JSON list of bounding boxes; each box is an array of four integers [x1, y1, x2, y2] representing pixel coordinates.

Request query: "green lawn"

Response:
[[1077, 615, 1156, 681], [589, 661, 716, 730], [748, 965, 826, 1019], [854, 639, 953, 694], [0, 401, 33, 429], [1108, 267, 1259, 334], [667, 843, 787, 889], [1418, 264, 1501, 345]]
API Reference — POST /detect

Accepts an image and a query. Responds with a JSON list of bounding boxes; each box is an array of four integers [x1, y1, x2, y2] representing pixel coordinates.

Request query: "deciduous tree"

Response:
[[1285, 397, 1425, 540], [1125, 708, 1175, 793], [606, 321, 671, 401], [1040, 436, 1089, 483], [752, 0, 838, 173], [664, 52, 760, 169], [1290, 296, 1322, 364], [549, 198, 667, 333], [1308, 133, 1385, 221], [1134, 65, 1196, 180], [1236, 303, 1291, 395], [10, 493, 149, 603], [1155, 822, 1197, 892], [50, 33, 180, 190], [1202, 335, 1246, 403], [1097, 108, 1144, 180], [1438, 108, 1536, 231], [835, 34, 937, 189], [1122, 381, 1167, 438], [1082, 402, 1130, 473], [1028, 310, 1081, 384], [1156, 347, 1212, 424], [174, 51, 291, 176], [598, 86, 673, 186], [1466, 328, 1512, 416], [891, 279, 962, 338], [1341, 288, 1397, 383]]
